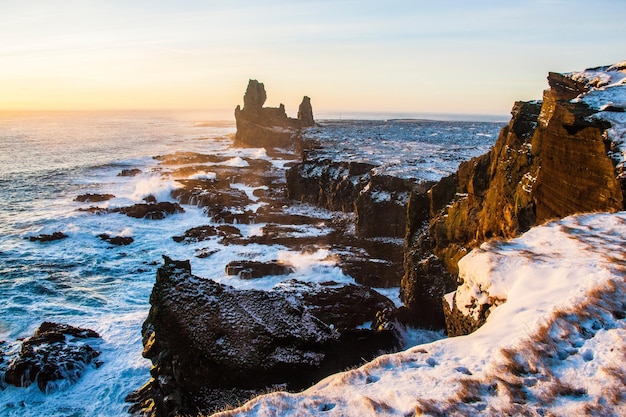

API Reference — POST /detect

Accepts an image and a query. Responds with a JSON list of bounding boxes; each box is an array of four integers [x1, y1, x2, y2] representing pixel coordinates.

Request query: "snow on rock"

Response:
[[570, 62, 626, 178], [214, 211, 626, 416]]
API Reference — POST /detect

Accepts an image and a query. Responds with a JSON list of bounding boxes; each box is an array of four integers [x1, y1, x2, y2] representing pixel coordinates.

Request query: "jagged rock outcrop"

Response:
[[286, 159, 430, 239], [129, 257, 400, 416], [286, 160, 376, 212], [4, 322, 101, 392], [402, 62, 626, 335], [234, 80, 314, 148]]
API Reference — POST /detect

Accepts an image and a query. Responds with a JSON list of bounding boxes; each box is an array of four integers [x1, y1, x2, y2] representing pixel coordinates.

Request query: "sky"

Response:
[[0, 0, 625, 118]]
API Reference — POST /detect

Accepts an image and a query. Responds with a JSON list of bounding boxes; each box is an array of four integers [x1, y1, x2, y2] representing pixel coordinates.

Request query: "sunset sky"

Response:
[[1, 0, 625, 118]]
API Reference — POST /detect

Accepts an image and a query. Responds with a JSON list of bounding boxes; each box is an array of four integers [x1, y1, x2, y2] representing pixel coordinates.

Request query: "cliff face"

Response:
[[403, 62, 626, 333], [234, 80, 314, 148]]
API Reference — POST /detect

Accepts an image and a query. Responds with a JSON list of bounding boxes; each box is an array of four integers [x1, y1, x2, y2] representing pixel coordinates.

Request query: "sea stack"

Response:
[[234, 79, 314, 148]]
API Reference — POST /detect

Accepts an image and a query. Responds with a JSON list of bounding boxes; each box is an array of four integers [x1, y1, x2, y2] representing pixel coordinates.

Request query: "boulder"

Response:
[[129, 257, 399, 416], [4, 322, 101, 393]]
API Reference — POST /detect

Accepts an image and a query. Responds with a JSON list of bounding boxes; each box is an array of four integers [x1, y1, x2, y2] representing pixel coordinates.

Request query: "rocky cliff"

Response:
[[402, 62, 626, 334], [129, 257, 400, 416], [234, 80, 314, 148]]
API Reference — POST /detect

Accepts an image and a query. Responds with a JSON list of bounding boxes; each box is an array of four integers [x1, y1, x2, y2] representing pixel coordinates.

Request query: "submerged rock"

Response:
[[4, 322, 101, 393], [98, 233, 134, 246], [129, 257, 399, 416], [74, 193, 115, 203], [118, 168, 143, 177], [27, 231, 68, 242]]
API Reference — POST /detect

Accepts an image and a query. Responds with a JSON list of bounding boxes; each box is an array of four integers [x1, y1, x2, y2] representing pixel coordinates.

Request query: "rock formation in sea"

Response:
[[234, 79, 315, 148], [402, 62, 626, 334], [128, 257, 399, 416], [3, 322, 101, 393]]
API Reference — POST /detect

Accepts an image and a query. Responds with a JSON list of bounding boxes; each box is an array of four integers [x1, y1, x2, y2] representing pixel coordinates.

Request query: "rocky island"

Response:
[[130, 63, 626, 416]]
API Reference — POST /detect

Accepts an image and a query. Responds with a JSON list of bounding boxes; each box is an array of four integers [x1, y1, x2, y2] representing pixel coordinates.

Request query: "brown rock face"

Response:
[[234, 80, 314, 148], [402, 65, 626, 333]]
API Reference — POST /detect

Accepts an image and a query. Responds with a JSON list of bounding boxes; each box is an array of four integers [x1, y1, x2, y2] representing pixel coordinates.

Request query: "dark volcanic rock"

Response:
[[111, 202, 184, 220], [74, 193, 115, 203], [118, 168, 143, 177], [98, 233, 134, 246], [130, 257, 399, 416], [234, 80, 314, 148], [28, 231, 68, 242], [225, 260, 294, 279], [356, 175, 433, 238], [172, 225, 242, 244], [4, 322, 101, 392], [286, 159, 376, 212]]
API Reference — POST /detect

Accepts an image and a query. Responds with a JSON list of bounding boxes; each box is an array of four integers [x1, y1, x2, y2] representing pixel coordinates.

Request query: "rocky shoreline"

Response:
[[130, 63, 625, 416]]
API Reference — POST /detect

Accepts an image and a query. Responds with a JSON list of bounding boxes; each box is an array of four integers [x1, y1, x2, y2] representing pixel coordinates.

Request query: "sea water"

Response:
[[0, 111, 503, 416]]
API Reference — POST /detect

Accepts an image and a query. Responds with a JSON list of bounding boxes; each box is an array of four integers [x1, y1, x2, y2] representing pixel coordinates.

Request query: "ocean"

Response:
[[0, 111, 503, 416]]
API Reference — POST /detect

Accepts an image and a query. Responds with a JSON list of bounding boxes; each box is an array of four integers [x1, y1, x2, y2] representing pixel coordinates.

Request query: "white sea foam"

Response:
[[129, 175, 181, 202], [0, 113, 503, 417]]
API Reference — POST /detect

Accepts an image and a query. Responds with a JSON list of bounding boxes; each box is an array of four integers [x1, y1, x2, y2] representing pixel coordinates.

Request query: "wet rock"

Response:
[[129, 257, 399, 416], [98, 233, 134, 246], [111, 202, 184, 220], [171, 181, 251, 213], [118, 168, 142, 177], [234, 80, 314, 148], [27, 232, 68, 242], [225, 260, 294, 279], [195, 248, 219, 259], [172, 225, 242, 244], [74, 193, 115, 203], [4, 322, 101, 393]]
